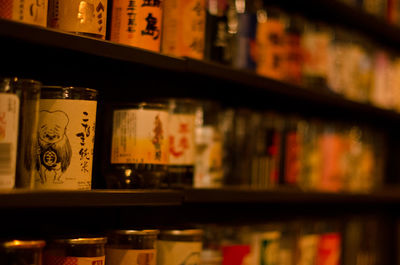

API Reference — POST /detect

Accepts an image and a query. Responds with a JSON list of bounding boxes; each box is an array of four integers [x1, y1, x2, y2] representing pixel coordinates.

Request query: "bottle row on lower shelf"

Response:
[[1, 77, 387, 194], [0, 217, 391, 265]]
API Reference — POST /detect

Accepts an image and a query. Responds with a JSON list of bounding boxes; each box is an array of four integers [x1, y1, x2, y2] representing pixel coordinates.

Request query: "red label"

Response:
[[284, 131, 300, 184], [316, 233, 341, 265], [222, 245, 251, 265]]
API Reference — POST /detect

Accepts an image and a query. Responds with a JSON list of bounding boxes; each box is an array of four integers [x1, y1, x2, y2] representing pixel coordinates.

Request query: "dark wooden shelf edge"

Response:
[[0, 18, 186, 73], [182, 187, 400, 204], [0, 189, 183, 208]]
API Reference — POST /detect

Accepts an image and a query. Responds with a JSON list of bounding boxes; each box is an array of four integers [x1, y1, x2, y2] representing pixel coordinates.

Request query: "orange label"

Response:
[[111, 0, 162, 52], [48, 0, 107, 38], [256, 18, 286, 80], [111, 109, 169, 165], [0, 0, 47, 26], [161, 0, 205, 59]]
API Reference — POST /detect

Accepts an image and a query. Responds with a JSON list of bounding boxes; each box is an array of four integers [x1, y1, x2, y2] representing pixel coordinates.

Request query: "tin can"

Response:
[[34, 86, 98, 190], [106, 230, 159, 265], [0, 77, 41, 190], [161, 0, 206, 59], [157, 229, 203, 265], [167, 99, 197, 188], [106, 102, 169, 188], [0, 240, 46, 265], [110, 0, 163, 51], [44, 237, 106, 265], [0, 0, 48, 26], [47, 0, 107, 39]]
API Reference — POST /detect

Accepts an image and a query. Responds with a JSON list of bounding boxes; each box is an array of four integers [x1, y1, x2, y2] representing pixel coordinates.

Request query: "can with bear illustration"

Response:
[[105, 102, 169, 189], [35, 86, 98, 190], [157, 229, 203, 265], [106, 230, 159, 265]]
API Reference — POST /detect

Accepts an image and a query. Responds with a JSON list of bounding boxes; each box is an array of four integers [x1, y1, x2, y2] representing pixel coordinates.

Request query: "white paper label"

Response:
[[169, 113, 195, 166], [0, 93, 19, 189], [157, 240, 202, 265], [106, 248, 156, 265], [34, 99, 97, 190]]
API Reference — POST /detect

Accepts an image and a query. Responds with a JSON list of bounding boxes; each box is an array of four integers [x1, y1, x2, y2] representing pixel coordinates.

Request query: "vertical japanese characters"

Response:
[[111, 0, 163, 51]]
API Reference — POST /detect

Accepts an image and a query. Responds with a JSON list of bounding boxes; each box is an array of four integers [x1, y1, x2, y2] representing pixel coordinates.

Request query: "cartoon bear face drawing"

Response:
[[36, 110, 72, 184], [38, 111, 69, 144]]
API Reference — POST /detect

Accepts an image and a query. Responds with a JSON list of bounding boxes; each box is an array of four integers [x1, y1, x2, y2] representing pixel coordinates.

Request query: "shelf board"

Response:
[[0, 189, 182, 208], [0, 15, 400, 124], [182, 187, 400, 205], [1, 187, 400, 208], [0, 18, 186, 73]]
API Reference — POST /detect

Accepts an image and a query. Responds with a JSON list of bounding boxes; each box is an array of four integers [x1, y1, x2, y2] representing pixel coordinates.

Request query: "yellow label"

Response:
[[0, 0, 48, 26], [110, 0, 162, 51], [157, 240, 202, 265], [302, 31, 331, 77], [168, 114, 195, 166], [34, 99, 97, 190], [106, 248, 156, 265], [48, 0, 107, 38], [111, 109, 169, 165], [161, 0, 205, 59], [0, 93, 19, 189], [194, 126, 223, 187]]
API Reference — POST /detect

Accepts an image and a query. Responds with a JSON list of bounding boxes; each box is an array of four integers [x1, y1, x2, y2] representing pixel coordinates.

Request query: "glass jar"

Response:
[[167, 99, 197, 188], [106, 230, 159, 265], [0, 77, 41, 190], [44, 237, 106, 265], [34, 86, 98, 190], [157, 229, 203, 265], [105, 102, 169, 189], [0, 240, 45, 265]]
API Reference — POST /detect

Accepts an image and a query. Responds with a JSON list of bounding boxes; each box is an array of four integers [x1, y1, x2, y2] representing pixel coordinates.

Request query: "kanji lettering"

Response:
[[141, 13, 160, 40]]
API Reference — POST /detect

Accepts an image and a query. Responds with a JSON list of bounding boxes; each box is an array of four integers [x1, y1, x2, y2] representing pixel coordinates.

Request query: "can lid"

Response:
[[53, 237, 107, 245], [108, 230, 160, 236], [1, 240, 46, 249], [159, 229, 204, 236]]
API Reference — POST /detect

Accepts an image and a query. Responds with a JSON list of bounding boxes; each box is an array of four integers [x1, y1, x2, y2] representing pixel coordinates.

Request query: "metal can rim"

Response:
[[159, 229, 204, 236], [108, 230, 160, 236], [1, 240, 46, 249], [53, 237, 107, 245]]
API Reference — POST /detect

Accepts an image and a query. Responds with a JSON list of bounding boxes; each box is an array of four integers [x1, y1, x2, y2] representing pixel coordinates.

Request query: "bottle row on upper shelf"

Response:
[[0, 77, 387, 193], [2, 0, 400, 112], [339, 0, 400, 25]]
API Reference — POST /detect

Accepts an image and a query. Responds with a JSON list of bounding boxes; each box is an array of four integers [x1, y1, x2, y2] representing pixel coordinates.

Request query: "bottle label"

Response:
[[298, 235, 319, 265], [302, 31, 331, 77], [110, 0, 162, 51], [316, 233, 341, 265], [169, 113, 195, 166], [0, 0, 48, 26], [111, 109, 169, 165], [0, 93, 19, 189], [256, 18, 286, 80], [162, 0, 206, 59], [44, 255, 105, 265], [157, 240, 202, 265], [194, 126, 223, 187], [285, 33, 302, 84], [284, 131, 301, 185], [47, 0, 107, 38], [34, 99, 97, 190], [106, 248, 156, 265], [251, 231, 280, 265]]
